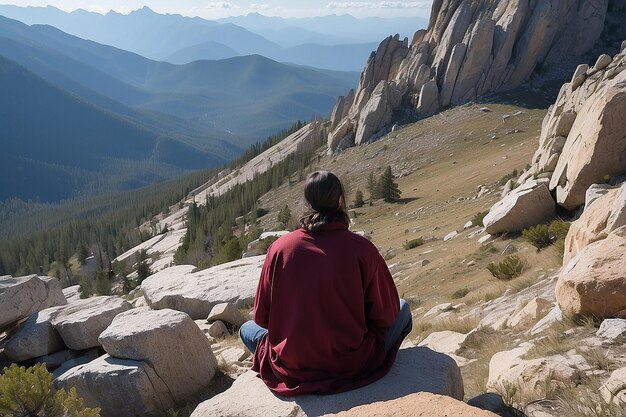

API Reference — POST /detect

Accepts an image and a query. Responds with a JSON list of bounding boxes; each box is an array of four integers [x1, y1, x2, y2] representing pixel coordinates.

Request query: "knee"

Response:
[[239, 320, 255, 340]]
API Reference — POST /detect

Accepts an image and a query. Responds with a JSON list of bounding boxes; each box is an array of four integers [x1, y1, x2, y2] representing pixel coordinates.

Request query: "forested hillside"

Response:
[[0, 56, 226, 202]]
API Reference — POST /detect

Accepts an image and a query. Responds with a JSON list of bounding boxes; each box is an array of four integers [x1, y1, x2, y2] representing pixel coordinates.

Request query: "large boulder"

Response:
[[191, 346, 463, 417], [549, 70, 626, 210], [332, 392, 498, 417], [4, 306, 65, 362], [556, 226, 626, 319], [51, 296, 132, 350], [99, 308, 217, 401], [142, 256, 264, 319], [564, 182, 626, 264], [483, 179, 556, 235], [0, 275, 66, 329], [55, 354, 175, 417], [207, 303, 247, 328]]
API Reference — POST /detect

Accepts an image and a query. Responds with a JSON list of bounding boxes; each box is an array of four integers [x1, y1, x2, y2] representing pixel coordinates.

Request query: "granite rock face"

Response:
[[328, 0, 612, 151]]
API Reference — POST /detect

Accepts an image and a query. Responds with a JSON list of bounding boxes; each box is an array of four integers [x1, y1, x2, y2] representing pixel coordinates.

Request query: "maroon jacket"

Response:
[[251, 222, 401, 396]]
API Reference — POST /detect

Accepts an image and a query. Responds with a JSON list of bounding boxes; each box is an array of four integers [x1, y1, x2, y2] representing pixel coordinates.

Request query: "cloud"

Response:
[[205, 2, 235, 9], [326, 1, 430, 9]]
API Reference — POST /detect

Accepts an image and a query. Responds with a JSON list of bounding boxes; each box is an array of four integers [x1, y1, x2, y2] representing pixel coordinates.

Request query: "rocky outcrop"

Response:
[[191, 346, 464, 417], [0, 275, 66, 329], [484, 47, 626, 236], [556, 226, 626, 319], [142, 256, 263, 319], [527, 47, 626, 210], [482, 179, 556, 235], [57, 309, 218, 417], [332, 392, 498, 417], [328, 0, 614, 151]]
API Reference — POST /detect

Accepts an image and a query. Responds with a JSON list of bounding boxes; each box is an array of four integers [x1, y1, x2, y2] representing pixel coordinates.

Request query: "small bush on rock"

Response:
[[0, 363, 100, 417], [259, 235, 280, 254], [487, 255, 525, 280]]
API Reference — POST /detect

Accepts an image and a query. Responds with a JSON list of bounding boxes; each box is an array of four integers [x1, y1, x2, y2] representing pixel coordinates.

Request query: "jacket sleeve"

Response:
[[364, 255, 400, 337], [253, 248, 278, 328]]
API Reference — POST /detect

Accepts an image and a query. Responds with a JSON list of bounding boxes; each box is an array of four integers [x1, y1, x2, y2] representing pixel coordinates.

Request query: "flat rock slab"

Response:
[[142, 256, 264, 319], [191, 346, 463, 417], [332, 392, 498, 417], [55, 354, 174, 417], [0, 275, 66, 329], [51, 296, 132, 350], [4, 306, 65, 362], [62, 285, 81, 303], [99, 308, 217, 401]]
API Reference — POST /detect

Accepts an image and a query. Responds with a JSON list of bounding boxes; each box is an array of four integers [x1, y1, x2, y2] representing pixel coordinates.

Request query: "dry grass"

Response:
[[552, 375, 624, 417], [410, 314, 481, 342], [457, 326, 516, 398], [522, 317, 596, 360]]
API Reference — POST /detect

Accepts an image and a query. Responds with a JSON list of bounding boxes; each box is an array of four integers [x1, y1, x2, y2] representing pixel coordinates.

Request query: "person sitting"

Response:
[[239, 170, 412, 396]]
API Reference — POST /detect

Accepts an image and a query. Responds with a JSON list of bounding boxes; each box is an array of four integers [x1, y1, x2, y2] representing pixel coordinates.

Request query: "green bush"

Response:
[[259, 235, 280, 254], [0, 363, 100, 417], [487, 255, 525, 281], [403, 238, 424, 250], [452, 287, 470, 299], [522, 219, 571, 250], [498, 169, 519, 186], [471, 211, 489, 227], [352, 190, 365, 208]]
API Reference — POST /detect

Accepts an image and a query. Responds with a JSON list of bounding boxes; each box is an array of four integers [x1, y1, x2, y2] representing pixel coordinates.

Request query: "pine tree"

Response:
[[379, 166, 402, 202], [277, 205, 292, 230], [94, 271, 111, 296], [353, 190, 365, 208], [367, 172, 380, 201]]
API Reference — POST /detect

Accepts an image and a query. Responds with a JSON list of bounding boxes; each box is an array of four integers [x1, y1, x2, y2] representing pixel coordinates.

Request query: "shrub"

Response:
[[471, 211, 489, 227], [0, 363, 100, 417], [487, 255, 525, 280], [522, 219, 571, 250], [498, 169, 519, 186], [352, 190, 365, 208], [452, 287, 470, 299], [522, 224, 551, 248], [259, 235, 280, 254], [403, 238, 424, 250]]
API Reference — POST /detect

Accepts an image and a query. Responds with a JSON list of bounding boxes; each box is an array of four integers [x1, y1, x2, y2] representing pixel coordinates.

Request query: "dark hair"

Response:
[[299, 171, 350, 231]]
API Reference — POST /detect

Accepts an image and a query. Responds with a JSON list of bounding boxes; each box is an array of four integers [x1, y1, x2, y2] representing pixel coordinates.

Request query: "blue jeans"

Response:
[[239, 299, 413, 353]]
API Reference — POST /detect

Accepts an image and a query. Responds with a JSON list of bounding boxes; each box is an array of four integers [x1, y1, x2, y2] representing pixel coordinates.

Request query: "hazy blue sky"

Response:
[[3, 1, 434, 18]]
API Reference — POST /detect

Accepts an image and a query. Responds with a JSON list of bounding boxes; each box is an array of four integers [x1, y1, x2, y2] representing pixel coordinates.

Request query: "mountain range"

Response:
[[0, 15, 360, 202], [0, 5, 427, 71]]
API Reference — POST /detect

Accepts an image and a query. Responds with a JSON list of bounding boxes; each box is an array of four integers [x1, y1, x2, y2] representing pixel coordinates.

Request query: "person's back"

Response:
[[239, 171, 412, 396]]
